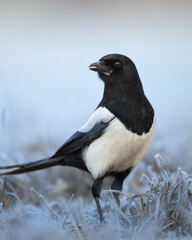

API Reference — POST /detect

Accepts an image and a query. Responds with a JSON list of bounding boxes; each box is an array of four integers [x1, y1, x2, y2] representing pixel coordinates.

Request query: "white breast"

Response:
[[83, 117, 155, 179]]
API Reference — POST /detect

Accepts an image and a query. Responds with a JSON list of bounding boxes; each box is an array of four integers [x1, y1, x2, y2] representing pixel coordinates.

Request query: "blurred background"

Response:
[[0, 0, 192, 197]]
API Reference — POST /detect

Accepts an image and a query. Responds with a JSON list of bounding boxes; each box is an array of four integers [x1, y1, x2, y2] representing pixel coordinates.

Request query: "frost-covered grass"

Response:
[[0, 154, 192, 240]]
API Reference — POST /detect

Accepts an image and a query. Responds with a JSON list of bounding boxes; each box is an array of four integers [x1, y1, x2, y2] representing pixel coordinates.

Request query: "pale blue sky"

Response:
[[0, 0, 192, 154]]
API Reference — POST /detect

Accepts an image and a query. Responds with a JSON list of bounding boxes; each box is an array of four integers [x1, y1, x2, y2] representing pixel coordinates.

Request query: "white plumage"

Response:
[[79, 107, 114, 132], [81, 107, 155, 179]]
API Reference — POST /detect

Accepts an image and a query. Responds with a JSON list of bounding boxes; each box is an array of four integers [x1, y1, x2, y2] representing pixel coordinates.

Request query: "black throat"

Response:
[[98, 71, 154, 135]]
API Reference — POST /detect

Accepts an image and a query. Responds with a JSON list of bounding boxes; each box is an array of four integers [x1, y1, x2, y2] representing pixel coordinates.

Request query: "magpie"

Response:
[[0, 54, 155, 222]]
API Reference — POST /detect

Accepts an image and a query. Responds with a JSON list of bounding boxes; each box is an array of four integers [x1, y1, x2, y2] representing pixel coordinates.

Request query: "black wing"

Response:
[[0, 118, 114, 175], [51, 118, 114, 158]]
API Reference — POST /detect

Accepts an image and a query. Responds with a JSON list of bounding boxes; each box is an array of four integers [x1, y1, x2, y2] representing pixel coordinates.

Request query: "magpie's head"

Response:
[[89, 54, 144, 96]]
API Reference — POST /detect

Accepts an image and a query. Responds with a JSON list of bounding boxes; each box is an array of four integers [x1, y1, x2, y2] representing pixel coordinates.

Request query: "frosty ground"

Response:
[[0, 141, 192, 240]]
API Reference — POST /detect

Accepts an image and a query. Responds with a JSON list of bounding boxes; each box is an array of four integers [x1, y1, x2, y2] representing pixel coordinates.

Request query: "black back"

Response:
[[99, 95, 154, 135]]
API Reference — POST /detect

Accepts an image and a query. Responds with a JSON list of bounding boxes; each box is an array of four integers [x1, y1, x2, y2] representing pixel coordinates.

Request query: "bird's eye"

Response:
[[113, 61, 122, 70]]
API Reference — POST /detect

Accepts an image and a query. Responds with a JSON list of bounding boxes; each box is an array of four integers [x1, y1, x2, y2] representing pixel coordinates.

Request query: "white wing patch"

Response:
[[83, 117, 156, 179], [79, 107, 114, 133]]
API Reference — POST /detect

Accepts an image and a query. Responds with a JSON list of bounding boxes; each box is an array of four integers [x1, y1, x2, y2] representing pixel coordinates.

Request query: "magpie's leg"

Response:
[[91, 177, 105, 222], [111, 176, 124, 206], [111, 168, 132, 205]]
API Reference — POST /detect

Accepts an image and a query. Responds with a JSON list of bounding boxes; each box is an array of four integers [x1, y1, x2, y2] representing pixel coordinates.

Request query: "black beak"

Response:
[[89, 61, 113, 74]]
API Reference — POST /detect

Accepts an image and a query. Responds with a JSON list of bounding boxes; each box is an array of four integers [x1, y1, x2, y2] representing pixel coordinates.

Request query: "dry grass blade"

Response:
[[155, 154, 171, 182], [104, 190, 133, 227], [104, 189, 130, 199], [0, 177, 7, 207], [60, 193, 75, 221], [30, 187, 59, 220], [62, 200, 83, 240]]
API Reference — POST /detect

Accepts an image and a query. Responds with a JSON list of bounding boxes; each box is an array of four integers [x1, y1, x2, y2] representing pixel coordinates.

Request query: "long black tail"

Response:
[[0, 156, 64, 175]]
